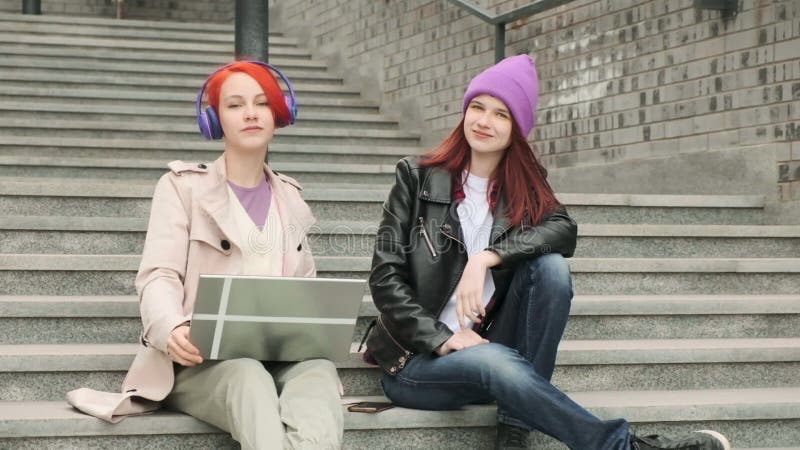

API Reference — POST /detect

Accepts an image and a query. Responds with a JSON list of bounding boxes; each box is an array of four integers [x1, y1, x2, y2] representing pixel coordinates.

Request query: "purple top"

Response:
[[227, 175, 272, 229]]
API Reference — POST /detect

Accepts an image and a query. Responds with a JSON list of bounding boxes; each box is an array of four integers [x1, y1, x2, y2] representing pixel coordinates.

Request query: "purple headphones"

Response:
[[195, 60, 298, 140]]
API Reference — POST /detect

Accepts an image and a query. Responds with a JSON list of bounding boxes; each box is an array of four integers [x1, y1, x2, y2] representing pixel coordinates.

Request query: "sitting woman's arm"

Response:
[[486, 205, 578, 269], [135, 173, 193, 354], [369, 159, 453, 355]]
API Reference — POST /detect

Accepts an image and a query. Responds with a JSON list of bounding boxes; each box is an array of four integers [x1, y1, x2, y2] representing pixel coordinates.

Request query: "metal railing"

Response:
[[446, 0, 576, 62]]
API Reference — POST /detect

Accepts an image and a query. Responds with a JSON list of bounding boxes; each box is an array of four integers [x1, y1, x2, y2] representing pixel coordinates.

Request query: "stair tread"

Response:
[[1, 254, 798, 272], [2, 294, 799, 316], [1, 214, 797, 236], [2, 338, 799, 371], [2, 387, 800, 437], [0, 178, 766, 206], [0, 102, 394, 122]]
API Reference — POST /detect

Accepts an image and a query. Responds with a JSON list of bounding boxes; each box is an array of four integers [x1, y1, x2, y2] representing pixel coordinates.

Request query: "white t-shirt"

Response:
[[438, 172, 496, 333]]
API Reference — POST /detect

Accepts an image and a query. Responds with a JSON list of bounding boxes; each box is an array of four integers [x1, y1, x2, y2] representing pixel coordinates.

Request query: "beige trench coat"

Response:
[[67, 155, 317, 422]]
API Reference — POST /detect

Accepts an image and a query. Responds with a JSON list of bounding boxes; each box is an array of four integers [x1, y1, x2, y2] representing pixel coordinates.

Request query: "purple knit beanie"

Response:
[[462, 54, 539, 138]]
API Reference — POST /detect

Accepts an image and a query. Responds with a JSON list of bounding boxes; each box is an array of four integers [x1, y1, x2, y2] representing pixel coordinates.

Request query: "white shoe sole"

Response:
[[695, 430, 732, 450]]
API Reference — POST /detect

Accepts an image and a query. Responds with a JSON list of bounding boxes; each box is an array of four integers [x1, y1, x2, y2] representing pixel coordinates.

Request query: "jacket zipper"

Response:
[[418, 217, 438, 257], [378, 314, 412, 370]]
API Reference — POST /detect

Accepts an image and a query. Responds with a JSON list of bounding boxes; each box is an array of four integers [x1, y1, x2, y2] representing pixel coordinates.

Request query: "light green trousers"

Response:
[[163, 358, 343, 450]]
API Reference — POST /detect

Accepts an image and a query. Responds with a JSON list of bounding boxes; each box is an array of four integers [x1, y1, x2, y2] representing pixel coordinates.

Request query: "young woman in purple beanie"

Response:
[[363, 55, 731, 450]]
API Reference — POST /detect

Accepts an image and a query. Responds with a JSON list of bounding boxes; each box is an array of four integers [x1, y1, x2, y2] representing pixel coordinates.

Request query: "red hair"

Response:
[[205, 61, 291, 126], [420, 119, 561, 227]]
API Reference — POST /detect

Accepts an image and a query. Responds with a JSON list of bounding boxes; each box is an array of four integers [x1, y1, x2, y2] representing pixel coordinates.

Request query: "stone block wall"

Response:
[[277, 0, 800, 204]]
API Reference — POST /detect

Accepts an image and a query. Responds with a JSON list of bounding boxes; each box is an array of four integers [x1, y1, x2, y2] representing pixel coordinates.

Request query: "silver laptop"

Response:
[[189, 275, 365, 362]]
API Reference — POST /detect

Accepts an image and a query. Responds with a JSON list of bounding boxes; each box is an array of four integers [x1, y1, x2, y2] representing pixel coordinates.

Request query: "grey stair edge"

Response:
[[0, 121, 415, 138], [0, 22, 295, 45], [0, 137, 412, 155], [557, 193, 765, 208], [3, 338, 800, 372], [0, 56, 326, 75], [0, 86, 365, 104], [0, 179, 770, 207], [0, 12, 238, 32], [0, 51, 327, 69], [0, 216, 382, 233], [1, 214, 797, 238], [0, 156, 399, 173], [0, 71, 353, 91], [0, 102, 395, 122], [3, 294, 800, 317], [2, 254, 800, 273], [0, 34, 303, 55], [3, 387, 800, 437]]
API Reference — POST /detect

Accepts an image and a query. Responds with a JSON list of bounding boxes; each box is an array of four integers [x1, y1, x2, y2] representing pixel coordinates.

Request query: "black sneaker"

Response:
[[495, 422, 530, 449], [631, 430, 731, 450]]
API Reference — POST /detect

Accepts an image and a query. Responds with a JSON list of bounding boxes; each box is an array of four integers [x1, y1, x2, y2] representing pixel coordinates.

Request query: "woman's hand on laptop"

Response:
[[167, 324, 204, 366]]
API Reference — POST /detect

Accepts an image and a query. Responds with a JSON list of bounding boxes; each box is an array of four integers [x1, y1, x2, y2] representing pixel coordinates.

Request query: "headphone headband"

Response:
[[196, 60, 297, 140]]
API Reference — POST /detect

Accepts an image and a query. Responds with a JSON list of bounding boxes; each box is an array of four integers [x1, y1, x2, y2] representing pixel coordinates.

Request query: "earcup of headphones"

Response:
[[284, 94, 297, 126], [200, 106, 223, 140]]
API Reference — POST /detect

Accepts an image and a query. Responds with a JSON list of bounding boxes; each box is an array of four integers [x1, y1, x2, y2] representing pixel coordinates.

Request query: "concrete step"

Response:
[[1, 215, 796, 257], [0, 179, 767, 223], [0, 117, 420, 144], [0, 156, 398, 184], [0, 136, 413, 165], [2, 339, 799, 400], [0, 12, 237, 33], [0, 42, 329, 70], [0, 85, 379, 112], [0, 17, 295, 46], [0, 254, 797, 296], [0, 56, 344, 85], [0, 101, 399, 129], [0, 295, 800, 344], [0, 71, 361, 97], [0, 32, 309, 57], [2, 293, 798, 344], [1, 389, 799, 448]]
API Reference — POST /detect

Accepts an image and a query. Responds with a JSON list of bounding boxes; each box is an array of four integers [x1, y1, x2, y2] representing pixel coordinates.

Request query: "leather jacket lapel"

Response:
[[490, 193, 512, 244]]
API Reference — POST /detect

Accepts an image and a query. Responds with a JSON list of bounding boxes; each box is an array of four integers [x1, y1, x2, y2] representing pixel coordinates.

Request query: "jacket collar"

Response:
[[419, 166, 453, 204], [195, 154, 315, 270], [418, 164, 512, 244]]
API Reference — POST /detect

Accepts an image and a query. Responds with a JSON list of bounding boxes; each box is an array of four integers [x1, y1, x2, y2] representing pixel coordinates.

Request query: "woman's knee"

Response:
[[218, 358, 276, 394], [520, 253, 573, 296]]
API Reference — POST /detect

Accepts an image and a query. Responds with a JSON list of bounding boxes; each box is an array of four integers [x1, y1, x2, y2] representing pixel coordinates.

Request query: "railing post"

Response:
[[235, 0, 269, 62], [495, 22, 505, 63], [22, 0, 41, 14]]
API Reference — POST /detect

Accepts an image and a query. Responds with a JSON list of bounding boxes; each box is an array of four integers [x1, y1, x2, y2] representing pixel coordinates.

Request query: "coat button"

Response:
[[198, 163, 207, 169], [389, 366, 397, 374], [220, 239, 231, 250], [297, 243, 302, 251], [441, 224, 452, 233], [422, 190, 430, 197]]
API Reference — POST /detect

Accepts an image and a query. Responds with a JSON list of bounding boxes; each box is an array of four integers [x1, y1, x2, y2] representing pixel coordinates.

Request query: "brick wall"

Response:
[[0, 0, 235, 22], [278, 0, 800, 202]]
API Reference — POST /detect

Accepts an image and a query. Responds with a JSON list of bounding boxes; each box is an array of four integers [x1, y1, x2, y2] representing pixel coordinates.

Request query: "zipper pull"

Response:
[[418, 217, 438, 257]]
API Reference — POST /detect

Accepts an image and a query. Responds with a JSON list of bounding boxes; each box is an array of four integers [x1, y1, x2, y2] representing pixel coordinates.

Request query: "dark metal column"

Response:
[[494, 23, 505, 63], [22, 0, 41, 14], [235, 0, 269, 62]]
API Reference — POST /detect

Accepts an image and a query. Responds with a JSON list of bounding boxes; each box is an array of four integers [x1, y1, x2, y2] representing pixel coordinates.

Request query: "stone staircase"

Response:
[[0, 12, 799, 450]]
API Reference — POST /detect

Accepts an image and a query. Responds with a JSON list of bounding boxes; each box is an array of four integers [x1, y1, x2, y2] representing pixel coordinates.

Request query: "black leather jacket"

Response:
[[365, 156, 578, 375]]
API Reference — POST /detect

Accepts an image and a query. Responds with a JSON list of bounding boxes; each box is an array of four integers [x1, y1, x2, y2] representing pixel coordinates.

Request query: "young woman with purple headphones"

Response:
[[67, 61, 343, 449], [363, 55, 732, 450]]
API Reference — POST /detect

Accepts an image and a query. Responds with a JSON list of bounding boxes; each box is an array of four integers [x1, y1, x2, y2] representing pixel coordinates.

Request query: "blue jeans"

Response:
[[380, 254, 631, 450]]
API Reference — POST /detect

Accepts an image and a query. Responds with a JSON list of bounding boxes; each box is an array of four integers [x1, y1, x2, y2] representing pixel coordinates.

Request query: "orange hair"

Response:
[[205, 61, 291, 126]]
